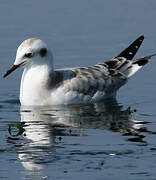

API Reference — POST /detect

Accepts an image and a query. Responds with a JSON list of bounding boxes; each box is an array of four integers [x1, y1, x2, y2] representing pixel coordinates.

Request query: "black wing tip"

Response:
[[115, 35, 145, 60], [133, 53, 156, 66], [133, 59, 148, 66], [138, 35, 144, 41], [139, 35, 144, 39]]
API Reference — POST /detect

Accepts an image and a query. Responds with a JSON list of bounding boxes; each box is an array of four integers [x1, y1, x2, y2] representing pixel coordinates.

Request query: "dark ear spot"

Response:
[[39, 48, 47, 57]]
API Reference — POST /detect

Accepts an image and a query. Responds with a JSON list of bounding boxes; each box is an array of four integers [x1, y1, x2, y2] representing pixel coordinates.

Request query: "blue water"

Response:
[[1, 1, 156, 179]]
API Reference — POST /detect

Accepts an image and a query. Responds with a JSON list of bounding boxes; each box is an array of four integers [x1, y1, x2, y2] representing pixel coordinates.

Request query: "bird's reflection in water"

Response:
[[8, 100, 146, 171]]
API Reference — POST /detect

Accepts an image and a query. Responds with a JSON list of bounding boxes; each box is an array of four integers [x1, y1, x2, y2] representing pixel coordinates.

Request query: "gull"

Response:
[[3, 36, 156, 106]]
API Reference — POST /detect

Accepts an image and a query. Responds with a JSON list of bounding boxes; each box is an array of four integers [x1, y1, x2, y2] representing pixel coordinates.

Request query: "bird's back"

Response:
[[51, 53, 155, 105], [51, 58, 127, 105]]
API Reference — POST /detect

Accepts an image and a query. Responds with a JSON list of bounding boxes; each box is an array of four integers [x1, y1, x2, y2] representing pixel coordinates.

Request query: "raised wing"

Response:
[[116, 35, 144, 60]]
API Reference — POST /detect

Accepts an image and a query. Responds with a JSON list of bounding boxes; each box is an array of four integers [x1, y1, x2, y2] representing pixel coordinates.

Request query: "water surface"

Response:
[[0, 0, 156, 179]]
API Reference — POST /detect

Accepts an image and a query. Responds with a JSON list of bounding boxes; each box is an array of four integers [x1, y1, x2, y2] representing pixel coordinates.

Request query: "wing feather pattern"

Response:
[[51, 35, 155, 103]]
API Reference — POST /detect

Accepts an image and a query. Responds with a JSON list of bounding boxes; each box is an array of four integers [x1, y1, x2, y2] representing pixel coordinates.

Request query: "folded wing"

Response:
[[52, 35, 155, 102]]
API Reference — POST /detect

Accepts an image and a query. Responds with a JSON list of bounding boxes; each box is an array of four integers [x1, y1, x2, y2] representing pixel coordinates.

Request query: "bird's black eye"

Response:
[[24, 52, 33, 58], [39, 48, 47, 57]]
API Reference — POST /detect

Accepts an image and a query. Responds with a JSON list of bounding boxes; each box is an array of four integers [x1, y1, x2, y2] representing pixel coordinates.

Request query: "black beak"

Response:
[[3, 61, 25, 78], [3, 64, 20, 78]]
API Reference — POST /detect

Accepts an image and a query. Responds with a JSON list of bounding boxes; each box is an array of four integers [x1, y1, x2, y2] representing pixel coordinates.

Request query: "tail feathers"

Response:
[[116, 35, 144, 60], [121, 53, 156, 78]]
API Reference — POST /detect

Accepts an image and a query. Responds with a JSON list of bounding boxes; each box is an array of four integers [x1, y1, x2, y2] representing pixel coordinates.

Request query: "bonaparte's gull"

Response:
[[3, 36, 155, 105]]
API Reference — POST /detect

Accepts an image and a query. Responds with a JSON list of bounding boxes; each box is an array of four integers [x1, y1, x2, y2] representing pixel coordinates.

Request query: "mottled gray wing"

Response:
[[53, 52, 155, 98], [54, 59, 127, 97]]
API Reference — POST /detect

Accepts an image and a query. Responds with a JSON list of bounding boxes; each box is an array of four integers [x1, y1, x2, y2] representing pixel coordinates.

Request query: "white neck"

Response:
[[20, 62, 53, 106]]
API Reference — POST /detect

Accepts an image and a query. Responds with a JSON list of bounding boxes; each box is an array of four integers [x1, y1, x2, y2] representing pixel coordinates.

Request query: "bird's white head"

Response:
[[3, 38, 53, 78]]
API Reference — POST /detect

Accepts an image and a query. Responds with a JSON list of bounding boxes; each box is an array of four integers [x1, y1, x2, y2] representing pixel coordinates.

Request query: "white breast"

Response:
[[20, 65, 51, 106]]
